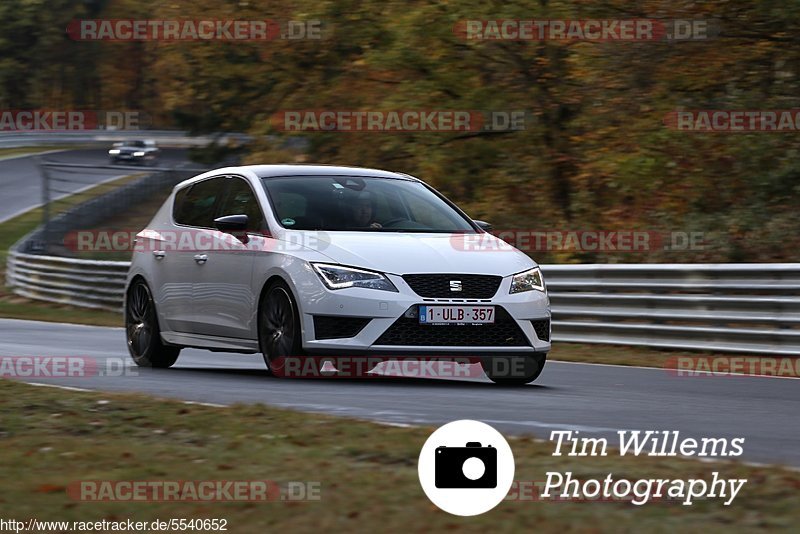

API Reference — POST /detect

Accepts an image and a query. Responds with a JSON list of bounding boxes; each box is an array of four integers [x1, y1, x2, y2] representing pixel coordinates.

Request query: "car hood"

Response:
[[295, 231, 536, 276]]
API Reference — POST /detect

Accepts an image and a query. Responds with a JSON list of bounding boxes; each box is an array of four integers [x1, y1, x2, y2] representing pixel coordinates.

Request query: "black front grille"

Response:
[[375, 307, 529, 347], [314, 316, 371, 340], [403, 274, 502, 299], [531, 319, 550, 342]]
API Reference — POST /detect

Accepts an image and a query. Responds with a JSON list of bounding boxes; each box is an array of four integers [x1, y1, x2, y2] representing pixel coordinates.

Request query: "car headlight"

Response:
[[108, 149, 120, 155], [133, 151, 145, 157], [510, 267, 545, 294], [312, 263, 398, 292]]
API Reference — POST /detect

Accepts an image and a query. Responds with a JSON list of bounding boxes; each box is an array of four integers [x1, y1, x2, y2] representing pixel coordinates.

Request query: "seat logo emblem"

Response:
[[449, 280, 462, 292]]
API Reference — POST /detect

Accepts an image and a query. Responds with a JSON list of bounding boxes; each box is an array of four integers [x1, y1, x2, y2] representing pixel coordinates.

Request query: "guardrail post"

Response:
[[37, 157, 51, 253]]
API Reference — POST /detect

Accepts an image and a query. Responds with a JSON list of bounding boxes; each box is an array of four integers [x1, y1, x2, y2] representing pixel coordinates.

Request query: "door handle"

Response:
[[153, 250, 166, 260], [194, 254, 208, 264]]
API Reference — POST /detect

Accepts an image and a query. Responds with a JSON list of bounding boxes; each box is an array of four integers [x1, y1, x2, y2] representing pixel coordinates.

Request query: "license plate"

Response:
[[419, 305, 495, 325]]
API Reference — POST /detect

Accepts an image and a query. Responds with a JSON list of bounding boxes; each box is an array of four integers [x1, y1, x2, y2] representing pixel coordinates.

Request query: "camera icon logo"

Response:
[[435, 442, 497, 488], [418, 420, 514, 516]]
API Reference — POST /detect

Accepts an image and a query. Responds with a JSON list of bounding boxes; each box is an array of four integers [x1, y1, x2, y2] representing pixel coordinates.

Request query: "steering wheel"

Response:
[[380, 217, 409, 228]]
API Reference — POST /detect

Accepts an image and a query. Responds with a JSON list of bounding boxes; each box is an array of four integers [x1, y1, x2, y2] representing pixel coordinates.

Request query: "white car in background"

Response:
[[124, 165, 551, 385]]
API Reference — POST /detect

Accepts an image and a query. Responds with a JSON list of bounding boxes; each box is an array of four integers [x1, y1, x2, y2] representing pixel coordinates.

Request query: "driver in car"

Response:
[[352, 192, 382, 229]]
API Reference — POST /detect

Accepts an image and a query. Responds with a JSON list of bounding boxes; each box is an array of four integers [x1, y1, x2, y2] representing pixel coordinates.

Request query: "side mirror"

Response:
[[214, 214, 249, 241], [473, 220, 492, 232]]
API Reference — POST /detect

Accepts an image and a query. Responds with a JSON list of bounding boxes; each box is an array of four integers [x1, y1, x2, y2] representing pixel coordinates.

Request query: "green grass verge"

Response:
[[0, 379, 797, 532], [551, 343, 693, 368]]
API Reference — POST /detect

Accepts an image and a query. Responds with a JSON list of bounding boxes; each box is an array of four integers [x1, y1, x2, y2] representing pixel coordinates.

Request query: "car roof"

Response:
[[254, 164, 414, 180], [176, 164, 419, 190]]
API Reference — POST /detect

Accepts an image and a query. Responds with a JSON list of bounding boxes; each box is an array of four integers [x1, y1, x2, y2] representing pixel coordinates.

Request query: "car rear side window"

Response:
[[173, 177, 226, 228]]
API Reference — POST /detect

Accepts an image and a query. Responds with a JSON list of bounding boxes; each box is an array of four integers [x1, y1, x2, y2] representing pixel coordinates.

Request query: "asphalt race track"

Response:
[[1, 318, 797, 468], [0, 147, 188, 223], [1, 149, 798, 470]]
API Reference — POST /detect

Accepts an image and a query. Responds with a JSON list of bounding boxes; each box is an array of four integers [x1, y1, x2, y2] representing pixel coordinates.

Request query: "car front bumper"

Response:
[[296, 272, 551, 355], [110, 153, 155, 162]]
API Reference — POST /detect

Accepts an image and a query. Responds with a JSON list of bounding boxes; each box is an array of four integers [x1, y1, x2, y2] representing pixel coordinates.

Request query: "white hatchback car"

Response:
[[125, 165, 551, 384]]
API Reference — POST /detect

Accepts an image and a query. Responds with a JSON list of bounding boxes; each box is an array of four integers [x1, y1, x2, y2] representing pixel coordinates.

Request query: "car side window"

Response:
[[172, 186, 190, 222], [173, 177, 226, 228], [218, 177, 266, 233]]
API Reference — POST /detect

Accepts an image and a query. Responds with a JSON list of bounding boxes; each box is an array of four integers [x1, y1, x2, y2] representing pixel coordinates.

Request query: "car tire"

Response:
[[481, 354, 546, 386], [258, 280, 304, 375], [125, 279, 180, 368]]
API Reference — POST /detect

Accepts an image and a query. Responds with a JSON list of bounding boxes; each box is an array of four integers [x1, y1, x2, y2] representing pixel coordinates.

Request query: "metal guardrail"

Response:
[[6, 251, 129, 310], [5, 256, 800, 355], [544, 263, 800, 355], [0, 130, 251, 149]]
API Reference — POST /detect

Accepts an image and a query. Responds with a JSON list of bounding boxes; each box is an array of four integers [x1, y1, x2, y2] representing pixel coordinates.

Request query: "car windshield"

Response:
[[261, 176, 477, 233]]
